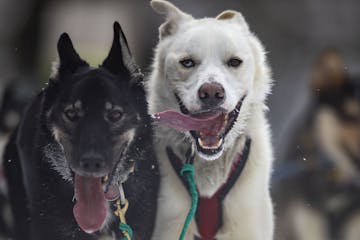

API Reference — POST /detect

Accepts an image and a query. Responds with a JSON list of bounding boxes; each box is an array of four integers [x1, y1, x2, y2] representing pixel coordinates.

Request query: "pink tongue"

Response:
[[153, 110, 223, 132], [73, 175, 107, 234]]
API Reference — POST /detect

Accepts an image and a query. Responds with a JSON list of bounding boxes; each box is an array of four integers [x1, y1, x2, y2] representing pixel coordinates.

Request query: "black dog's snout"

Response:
[[198, 82, 225, 107], [78, 152, 107, 174]]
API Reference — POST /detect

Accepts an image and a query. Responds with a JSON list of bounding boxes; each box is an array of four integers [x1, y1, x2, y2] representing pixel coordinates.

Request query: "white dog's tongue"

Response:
[[153, 110, 223, 132], [73, 175, 107, 234]]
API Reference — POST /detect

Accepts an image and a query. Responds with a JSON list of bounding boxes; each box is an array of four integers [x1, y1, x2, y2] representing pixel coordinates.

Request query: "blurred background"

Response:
[[0, 0, 359, 239]]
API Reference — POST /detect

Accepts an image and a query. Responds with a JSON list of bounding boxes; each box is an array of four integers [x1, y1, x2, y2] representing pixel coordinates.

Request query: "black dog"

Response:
[[3, 22, 159, 240]]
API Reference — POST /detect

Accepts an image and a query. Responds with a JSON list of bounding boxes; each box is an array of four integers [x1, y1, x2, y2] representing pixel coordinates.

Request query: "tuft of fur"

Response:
[[43, 143, 72, 182]]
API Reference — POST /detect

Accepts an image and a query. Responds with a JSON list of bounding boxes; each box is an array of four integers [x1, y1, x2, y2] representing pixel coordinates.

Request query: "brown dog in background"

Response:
[[274, 48, 360, 240]]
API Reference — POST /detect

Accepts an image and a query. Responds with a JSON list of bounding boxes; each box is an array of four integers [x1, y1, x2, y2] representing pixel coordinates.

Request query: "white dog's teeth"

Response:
[[198, 138, 206, 148], [224, 114, 229, 125], [198, 138, 223, 149], [215, 138, 223, 148]]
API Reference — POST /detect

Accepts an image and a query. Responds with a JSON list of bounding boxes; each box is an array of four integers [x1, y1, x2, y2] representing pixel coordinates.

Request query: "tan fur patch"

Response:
[[311, 49, 346, 91], [52, 127, 62, 142], [344, 99, 360, 117], [122, 129, 135, 143], [340, 123, 360, 156], [105, 102, 113, 110], [51, 127, 68, 151], [114, 129, 136, 152]]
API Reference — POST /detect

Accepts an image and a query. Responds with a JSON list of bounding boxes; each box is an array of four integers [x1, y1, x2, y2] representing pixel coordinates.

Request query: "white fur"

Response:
[[147, 1, 274, 239]]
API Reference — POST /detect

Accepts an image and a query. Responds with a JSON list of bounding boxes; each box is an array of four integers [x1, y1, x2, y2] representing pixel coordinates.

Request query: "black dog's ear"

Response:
[[57, 33, 88, 74], [102, 22, 142, 79]]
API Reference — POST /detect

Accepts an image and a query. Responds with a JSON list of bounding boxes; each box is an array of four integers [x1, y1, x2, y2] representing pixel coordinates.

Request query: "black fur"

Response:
[[3, 22, 159, 240]]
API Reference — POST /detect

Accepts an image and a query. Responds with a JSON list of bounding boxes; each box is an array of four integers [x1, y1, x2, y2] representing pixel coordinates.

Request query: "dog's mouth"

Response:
[[72, 149, 131, 233], [153, 95, 245, 160]]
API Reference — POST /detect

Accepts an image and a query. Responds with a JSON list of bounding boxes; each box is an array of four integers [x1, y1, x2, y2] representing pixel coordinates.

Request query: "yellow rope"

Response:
[[114, 199, 132, 240]]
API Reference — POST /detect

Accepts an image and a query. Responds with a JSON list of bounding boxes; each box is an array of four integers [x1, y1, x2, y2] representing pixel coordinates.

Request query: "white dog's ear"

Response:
[[248, 35, 272, 103], [151, 0, 193, 39], [216, 10, 249, 31]]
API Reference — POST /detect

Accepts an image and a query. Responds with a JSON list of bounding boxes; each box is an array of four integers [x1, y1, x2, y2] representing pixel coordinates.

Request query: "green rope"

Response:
[[179, 163, 198, 240], [119, 222, 133, 240]]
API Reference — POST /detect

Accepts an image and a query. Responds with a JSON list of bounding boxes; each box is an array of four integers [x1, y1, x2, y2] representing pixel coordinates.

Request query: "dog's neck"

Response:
[[193, 135, 248, 197], [160, 128, 248, 197]]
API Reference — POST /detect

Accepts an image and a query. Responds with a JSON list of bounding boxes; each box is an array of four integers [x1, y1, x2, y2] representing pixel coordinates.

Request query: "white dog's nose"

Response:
[[198, 82, 225, 108]]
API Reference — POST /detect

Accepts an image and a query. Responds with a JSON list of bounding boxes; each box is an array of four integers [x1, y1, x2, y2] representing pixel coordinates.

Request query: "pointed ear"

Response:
[[150, 0, 193, 39], [216, 10, 250, 32], [102, 22, 142, 78], [57, 33, 88, 74]]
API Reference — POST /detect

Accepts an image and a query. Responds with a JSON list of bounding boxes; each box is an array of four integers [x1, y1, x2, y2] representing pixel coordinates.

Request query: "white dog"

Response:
[[147, 1, 274, 239]]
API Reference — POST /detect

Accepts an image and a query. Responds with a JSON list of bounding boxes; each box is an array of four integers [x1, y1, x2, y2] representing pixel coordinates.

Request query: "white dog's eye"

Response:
[[180, 59, 196, 68], [227, 58, 243, 68]]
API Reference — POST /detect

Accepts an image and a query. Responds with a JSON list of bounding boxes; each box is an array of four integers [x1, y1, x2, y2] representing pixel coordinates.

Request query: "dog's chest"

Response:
[[165, 138, 251, 239]]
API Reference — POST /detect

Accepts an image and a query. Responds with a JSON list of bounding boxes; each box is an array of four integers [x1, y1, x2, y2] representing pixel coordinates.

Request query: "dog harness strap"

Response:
[[179, 163, 198, 240], [166, 138, 251, 240], [114, 184, 133, 240]]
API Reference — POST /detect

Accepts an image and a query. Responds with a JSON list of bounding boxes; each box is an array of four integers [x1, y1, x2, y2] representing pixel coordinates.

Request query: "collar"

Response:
[[166, 138, 251, 240]]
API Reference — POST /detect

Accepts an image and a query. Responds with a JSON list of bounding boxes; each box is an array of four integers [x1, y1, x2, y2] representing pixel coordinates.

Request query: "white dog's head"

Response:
[[149, 0, 272, 160]]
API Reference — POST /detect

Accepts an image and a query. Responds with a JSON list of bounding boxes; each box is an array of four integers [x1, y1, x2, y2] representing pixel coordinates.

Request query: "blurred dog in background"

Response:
[[274, 48, 360, 240], [0, 83, 32, 239]]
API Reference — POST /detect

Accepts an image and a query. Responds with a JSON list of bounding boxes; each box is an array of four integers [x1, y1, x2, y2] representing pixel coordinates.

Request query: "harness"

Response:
[[166, 138, 251, 240]]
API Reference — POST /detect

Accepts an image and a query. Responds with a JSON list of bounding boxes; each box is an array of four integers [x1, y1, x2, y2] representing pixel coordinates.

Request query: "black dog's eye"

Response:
[[64, 108, 78, 122], [227, 58, 243, 68], [180, 59, 196, 68], [107, 110, 123, 123]]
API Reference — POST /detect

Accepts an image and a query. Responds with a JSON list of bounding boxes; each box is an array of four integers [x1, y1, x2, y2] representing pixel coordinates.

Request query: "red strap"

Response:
[[196, 192, 221, 240], [196, 154, 242, 240]]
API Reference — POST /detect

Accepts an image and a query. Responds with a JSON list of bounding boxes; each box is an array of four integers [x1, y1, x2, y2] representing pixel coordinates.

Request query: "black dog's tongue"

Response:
[[73, 175, 107, 234], [153, 110, 223, 132]]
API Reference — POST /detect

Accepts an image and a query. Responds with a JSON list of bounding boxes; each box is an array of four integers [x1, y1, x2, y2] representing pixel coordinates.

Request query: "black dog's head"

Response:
[[42, 22, 148, 233]]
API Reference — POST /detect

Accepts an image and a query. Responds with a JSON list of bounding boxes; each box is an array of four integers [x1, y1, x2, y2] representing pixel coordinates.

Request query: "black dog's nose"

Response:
[[79, 153, 106, 174], [198, 82, 225, 107]]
